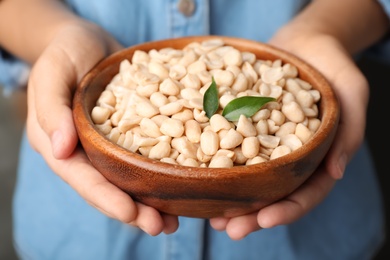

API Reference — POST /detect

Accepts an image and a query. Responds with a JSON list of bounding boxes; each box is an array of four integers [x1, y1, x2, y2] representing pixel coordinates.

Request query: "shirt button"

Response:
[[177, 0, 196, 17]]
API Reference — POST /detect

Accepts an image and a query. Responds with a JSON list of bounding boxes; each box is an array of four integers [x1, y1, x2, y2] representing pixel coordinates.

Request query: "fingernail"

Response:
[[142, 228, 152, 236], [336, 153, 347, 179], [136, 224, 152, 236]]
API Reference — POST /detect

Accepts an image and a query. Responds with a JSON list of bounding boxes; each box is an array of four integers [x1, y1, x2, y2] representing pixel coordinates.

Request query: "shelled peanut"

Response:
[[91, 39, 321, 168]]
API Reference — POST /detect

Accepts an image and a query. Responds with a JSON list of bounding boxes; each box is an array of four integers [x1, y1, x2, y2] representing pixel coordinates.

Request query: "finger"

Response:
[[161, 214, 180, 234], [224, 213, 261, 240], [209, 217, 229, 231], [65, 148, 139, 222], [29, 110, 166, 236], [323, 65, 369, 180], [270, 34, 369, 181], [29, 49, 79, 159], [128, 202, 165, 236], [323, 120, 348, 180], [30, 27, 124, 160], [257, 166, 335, 228], [27, 95, 139, 224], [29, 87, 168, 236], [40, 139, 139, 223]]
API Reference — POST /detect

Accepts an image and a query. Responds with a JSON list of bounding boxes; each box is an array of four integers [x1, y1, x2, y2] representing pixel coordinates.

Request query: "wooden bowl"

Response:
[[72, 36, 339, 218]]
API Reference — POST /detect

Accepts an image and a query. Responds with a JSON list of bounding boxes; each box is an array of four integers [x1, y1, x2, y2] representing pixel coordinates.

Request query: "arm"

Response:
[[0, 0, 81, 63], [210, 0, 389, 240], [0, 0, 179, 235]]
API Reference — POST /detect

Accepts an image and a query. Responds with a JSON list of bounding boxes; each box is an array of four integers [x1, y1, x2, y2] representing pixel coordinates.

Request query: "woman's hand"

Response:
[[209, 0, 388, 240], [26, 21, 179, 236], [210, 32, 369, 240]]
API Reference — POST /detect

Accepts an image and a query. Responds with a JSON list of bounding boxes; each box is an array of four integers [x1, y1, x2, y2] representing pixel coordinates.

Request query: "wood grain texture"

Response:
[[72, 36, 340, 218]]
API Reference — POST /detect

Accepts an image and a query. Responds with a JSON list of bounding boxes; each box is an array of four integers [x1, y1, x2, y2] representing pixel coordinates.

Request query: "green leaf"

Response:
[[222, 96, 276, 121], [203, 77, 219, 118]]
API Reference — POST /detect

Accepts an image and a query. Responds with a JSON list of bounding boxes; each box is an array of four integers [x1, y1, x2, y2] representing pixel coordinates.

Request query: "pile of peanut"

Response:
[[91, 39, 321, 168]]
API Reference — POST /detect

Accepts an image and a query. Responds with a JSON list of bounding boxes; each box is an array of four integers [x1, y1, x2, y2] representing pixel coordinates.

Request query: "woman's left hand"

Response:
[[210, 31, 369, 240]]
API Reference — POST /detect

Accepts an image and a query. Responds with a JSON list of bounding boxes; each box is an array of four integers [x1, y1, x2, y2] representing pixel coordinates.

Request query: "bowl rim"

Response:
[[73, 35, 340, 180]]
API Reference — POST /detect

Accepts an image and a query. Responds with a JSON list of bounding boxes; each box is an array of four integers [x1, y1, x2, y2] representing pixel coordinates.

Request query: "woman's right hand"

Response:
[[26, 20, 179, 236]]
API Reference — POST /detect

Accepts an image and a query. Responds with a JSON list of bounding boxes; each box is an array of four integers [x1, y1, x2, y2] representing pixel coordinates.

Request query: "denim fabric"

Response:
[[0, 51, 29, 96], [2, 0, 390, 90], [378, 0, 390, 18], [64, 0, 308, 45], [10, 0, 386, 259], [13, 131, 385, 260]]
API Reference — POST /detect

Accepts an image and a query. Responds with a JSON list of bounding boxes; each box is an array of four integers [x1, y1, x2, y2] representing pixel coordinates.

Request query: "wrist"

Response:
[[271, 0, 389, 56], [268, 22, 370, 117], [45, 20, 122, 83], [269, 24, 349, 62]]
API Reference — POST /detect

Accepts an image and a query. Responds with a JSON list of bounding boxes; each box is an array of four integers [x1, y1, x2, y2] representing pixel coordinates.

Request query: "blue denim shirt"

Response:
[[7, 1, 390, 259], [0, 0, 312, 94], [2, 0, 390, 92]]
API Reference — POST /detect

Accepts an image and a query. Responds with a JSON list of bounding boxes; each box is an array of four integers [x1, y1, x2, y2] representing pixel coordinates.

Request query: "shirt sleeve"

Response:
[[0, 50, 30, 97], [363, 0, 390, 63]]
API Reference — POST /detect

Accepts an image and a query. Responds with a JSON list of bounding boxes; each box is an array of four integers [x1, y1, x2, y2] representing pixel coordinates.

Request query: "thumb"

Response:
[[29, 25, 124, 159], [29, 47, 79, 159]]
